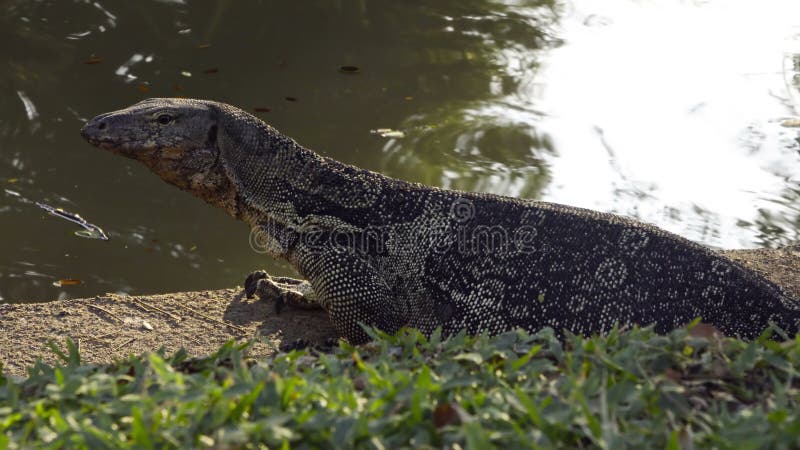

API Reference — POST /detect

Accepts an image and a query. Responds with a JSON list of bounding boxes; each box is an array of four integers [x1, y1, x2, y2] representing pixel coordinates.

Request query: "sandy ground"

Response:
[[0, 287, 337, 377], [1, 246, 799, 377]]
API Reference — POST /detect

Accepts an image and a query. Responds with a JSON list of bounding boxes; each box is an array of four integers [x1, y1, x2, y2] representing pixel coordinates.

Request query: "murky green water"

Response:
[[2, 0, 800, 303]]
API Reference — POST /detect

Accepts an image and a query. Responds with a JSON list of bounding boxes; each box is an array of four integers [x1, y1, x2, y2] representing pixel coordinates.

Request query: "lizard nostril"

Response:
[[98, 122, 106, 130]]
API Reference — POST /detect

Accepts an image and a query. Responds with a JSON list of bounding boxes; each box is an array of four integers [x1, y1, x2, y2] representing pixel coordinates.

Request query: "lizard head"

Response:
[[81, 97, 229, 199]]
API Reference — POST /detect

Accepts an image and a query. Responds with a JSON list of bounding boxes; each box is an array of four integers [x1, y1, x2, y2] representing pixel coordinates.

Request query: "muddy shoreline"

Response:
[[2, 247, 799, 377]]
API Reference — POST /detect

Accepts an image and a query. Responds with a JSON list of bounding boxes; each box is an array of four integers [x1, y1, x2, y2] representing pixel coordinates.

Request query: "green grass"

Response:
[[2, 323, 800, 449]]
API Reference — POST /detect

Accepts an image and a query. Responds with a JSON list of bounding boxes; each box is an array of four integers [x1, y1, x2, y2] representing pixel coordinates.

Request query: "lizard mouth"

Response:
[[84, 137, 117, 150], [81, 133, 137, 157]]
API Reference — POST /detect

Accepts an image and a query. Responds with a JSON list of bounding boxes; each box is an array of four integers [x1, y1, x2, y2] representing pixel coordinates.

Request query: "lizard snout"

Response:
[[81, 113, 109, 142], [81, 112, 131, 154]]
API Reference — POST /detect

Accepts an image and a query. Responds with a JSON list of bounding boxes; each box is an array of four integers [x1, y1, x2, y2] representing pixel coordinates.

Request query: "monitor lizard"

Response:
[[81, 98, 800, 343]]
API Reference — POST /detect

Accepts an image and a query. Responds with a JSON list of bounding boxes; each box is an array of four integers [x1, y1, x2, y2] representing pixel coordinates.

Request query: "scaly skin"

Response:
[[81, 98, 800, 343]]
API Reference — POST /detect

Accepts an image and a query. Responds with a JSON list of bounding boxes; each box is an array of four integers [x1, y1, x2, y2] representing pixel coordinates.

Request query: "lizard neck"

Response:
[[214, 108, 389, 235]]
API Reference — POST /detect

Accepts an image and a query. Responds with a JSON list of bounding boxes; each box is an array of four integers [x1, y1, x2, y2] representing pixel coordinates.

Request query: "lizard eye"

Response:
[[156, 113, 174, 125]]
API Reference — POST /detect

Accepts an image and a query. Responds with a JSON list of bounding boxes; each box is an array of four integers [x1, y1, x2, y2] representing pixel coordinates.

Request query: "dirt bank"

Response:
[[0, 288, 336, 377], [2, 246, 799, 377]]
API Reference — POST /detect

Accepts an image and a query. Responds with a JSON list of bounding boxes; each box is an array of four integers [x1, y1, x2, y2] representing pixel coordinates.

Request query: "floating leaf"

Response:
[[285, 96, 298, 102], [404, 96, 414, 101], [75, 229, 107, 240], [136, 84, 149, 93], [53, 279, 82, 287], [203, 68, 219, 75], [196, 43, 211, 49], [370, 128, 405, 139], [338, 65, 360, 73], [780, 118, 800, 128], [84, 57, 103, 65], [6, 178, 18, 183]]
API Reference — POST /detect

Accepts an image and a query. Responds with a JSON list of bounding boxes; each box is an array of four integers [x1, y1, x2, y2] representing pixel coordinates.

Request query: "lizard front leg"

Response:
[[244, 270, 321, 313], [295, 249, 407, 344]]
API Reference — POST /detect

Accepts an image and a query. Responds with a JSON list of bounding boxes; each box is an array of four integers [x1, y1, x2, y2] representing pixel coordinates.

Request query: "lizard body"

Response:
[[82, 98, 800, 343]]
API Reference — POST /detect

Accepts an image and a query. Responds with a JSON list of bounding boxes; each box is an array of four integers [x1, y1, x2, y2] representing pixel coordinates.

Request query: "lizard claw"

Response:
[[244, 270, 269, 299], [243, 270, 308, 315], [243, 270, 321, 314]]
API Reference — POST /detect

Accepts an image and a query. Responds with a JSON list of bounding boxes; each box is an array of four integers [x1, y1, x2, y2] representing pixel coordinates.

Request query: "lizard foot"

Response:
[[243, 270, 320, 314]]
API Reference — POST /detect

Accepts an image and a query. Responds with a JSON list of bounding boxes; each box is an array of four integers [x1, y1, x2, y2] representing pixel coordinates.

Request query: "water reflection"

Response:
[[534, 0, 800, 248], [0, 0, 799, 302], [381, 108, 553, 197], [383, 0, 800, 249], [378, 0, 560, 197]]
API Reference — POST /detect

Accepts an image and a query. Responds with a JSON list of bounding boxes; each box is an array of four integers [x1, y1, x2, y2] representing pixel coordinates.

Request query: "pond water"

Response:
[[1, 0, 799, 303]]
